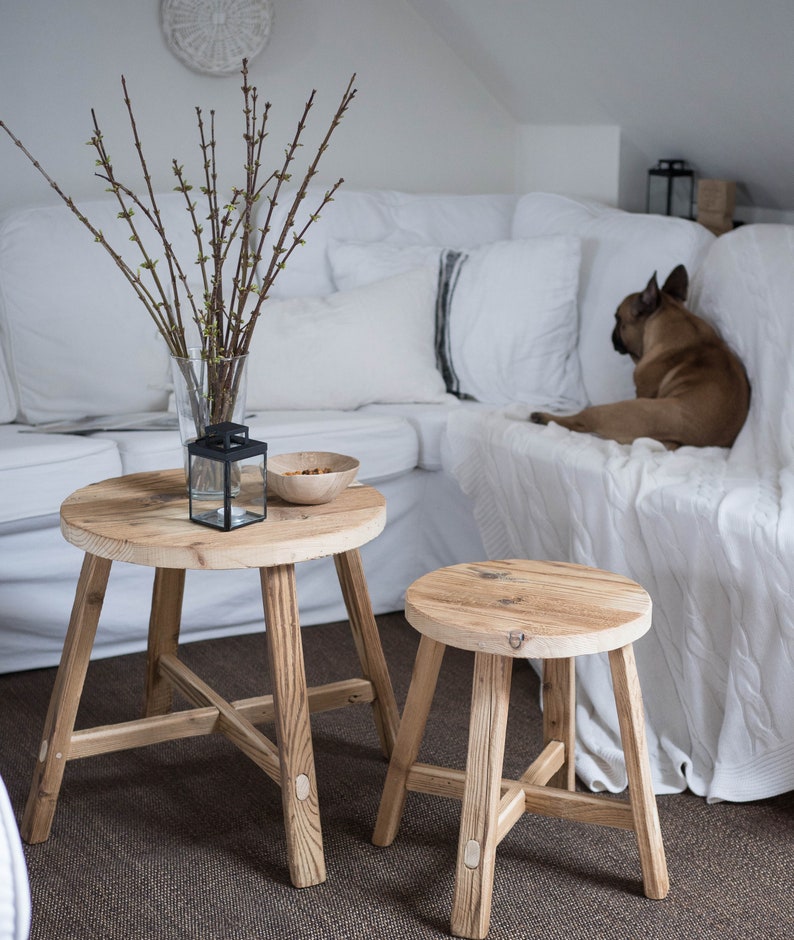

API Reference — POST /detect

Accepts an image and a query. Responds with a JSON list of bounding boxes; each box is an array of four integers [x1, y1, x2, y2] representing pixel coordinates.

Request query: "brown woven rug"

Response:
[[0, 612, 791, 939]]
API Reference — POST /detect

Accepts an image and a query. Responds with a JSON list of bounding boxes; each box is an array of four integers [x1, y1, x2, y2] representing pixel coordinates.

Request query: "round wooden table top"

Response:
[[60, 469, 386, 570], [405, 558, 652, 659]]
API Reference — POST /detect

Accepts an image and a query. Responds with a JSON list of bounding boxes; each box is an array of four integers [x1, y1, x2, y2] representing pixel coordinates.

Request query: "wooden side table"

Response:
[[21, 468, 399, 889]]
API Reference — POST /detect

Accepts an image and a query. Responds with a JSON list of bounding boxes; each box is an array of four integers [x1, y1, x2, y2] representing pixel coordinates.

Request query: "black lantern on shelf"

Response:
[[646, 159, 694, 219], [187, 422, 267, 531]]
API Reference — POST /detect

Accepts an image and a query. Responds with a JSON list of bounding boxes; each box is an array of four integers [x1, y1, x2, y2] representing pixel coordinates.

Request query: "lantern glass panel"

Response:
[[648, 174, 671, 215], [670, 176, 693, 219], [187, 423, 267, 531], [647, 160, 694, 219]]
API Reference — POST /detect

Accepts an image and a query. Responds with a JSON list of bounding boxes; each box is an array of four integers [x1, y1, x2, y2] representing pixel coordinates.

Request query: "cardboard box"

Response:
[[697, 179, 737, 215]]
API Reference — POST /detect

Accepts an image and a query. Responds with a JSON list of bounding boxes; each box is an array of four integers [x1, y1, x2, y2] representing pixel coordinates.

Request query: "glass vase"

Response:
[[170, 350, 249, 499]]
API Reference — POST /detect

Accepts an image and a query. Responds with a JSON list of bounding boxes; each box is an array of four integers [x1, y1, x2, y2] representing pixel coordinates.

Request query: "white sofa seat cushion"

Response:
[[329, 236, 585, 409], [0, 425, 122, 523], [359, 399, 493, 471], [511, 192, 715, 407], [254, 411, 418, 482], [97, 409, 419, 484]]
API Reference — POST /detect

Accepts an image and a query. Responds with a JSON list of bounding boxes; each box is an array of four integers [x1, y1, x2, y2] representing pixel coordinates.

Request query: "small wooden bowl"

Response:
[[266, 452, 360, 505]]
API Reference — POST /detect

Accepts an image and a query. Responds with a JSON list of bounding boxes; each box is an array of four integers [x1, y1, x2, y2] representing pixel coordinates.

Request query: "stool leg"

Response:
[[451, 652, 513, 940], [335, 549, 400, 757], [608, 643, 669, 900], [542, 657, 576, 790], [21, 553, 112, 844], [143, 567, 185, 718], [373, 634, 446, 847], [260, 563, 326, 888]]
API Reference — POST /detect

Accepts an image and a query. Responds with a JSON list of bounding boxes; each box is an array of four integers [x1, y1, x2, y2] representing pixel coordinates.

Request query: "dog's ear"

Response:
[[637, 272, 660, 316], [662, 264, 688, 302]]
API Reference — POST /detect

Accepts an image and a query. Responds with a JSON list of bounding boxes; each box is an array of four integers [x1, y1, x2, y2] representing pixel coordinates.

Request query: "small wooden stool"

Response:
[[373, 559, 668, 939]]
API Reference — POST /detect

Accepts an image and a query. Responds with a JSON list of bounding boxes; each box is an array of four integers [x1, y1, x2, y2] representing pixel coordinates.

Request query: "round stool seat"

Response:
[[405, 559, 652, 660]]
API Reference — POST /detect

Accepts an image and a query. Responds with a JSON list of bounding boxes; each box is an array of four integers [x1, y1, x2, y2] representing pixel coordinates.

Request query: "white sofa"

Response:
[[0, 189, 512, 672], [445, 208, 794, 804], [1, 185, 790, 805]]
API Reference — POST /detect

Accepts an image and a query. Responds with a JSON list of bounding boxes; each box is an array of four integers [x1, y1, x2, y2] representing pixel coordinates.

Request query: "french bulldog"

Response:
[[530, 265, 750, 449]]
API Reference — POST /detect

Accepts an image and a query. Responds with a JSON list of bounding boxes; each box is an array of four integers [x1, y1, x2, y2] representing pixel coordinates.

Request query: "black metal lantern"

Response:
[[187, 422, 267, 530], [646, 159, 694, 219]]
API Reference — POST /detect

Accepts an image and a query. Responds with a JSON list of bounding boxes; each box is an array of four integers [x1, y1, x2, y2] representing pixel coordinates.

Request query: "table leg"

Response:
[[542, 657, 576, 790], [372, 633, 445, 847], [334, 549, 400, 757], [144, 568, 185, 718], [260, 563, 326, 888], [608, 643, 669, 900], [21, 553, 112, 844], [450, 651, 513, 940]]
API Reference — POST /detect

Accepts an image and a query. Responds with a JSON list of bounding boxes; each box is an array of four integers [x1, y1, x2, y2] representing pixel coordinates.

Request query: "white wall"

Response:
[[409, 0, 794, 220], [515, 125, 621, 206], [0, 0, 516, 215]]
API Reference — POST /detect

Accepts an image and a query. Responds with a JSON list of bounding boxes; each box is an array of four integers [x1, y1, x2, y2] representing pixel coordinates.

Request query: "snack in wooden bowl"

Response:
[[266, 451, 360, 505]]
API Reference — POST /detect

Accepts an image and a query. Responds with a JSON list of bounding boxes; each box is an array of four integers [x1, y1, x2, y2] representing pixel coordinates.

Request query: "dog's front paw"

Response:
[[529, 412, 549, 425]]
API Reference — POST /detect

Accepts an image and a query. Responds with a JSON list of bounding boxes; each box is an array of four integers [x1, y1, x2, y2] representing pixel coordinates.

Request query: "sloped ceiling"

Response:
[[407, 0, 794, 211]]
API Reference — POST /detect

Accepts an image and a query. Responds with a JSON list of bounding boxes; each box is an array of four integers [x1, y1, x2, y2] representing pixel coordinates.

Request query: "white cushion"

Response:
[[331, 241, 441, 293], [359, 399, 493, 471], [0, 196, 200, 424], [0, 425, 122, 523], [330, 236, 585, 408], [511, 192, 715, 405], [97, 409, 421, 484], [252, 410, 419, 482], [245, 266, 447, 410], [256, 186, 518, 299], [688, 223, 794, 471]]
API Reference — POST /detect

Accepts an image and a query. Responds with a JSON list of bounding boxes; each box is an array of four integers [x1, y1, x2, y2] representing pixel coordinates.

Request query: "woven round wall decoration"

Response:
[[161, 0, 274, 76]]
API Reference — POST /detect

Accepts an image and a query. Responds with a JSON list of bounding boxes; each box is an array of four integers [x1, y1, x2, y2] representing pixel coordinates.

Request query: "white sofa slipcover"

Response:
[[0, 189, 518, 675], [444, 220, 794, 803], [2, 185, 790, 805]]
